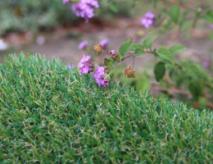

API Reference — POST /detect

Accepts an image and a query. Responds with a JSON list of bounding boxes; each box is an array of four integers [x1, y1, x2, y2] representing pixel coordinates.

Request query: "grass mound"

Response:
[[0, 55, 212, 163]]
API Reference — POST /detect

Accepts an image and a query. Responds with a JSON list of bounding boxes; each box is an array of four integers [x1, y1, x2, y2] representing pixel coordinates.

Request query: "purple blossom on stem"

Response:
[[82, 0, 99, 8], [71, 0, 99, 20], [93, 66, 109, 87], [108, 50, 117, 58], [141, 11, 155, 29], [99, 39, 109, 49], [78, 55, 93, 74], [78, 40, 89, 50], [72, 3, 94, 19], [63, 0, 69, 4]]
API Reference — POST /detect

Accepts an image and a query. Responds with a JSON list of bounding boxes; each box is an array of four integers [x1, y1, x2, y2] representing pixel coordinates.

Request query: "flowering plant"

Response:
[[75, 35, 213, 107], [64, 0, 213, 107], [63, 0, 99, 19]]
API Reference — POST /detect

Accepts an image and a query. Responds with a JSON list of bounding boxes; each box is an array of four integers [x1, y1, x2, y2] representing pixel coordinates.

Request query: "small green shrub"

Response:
[[0, 0, 135, 35], [0, 0, 76, 35], [0, 54, 212, 163]]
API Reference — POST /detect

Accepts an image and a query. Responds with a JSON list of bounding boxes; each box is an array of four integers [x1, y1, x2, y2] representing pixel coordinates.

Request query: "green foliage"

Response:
[[154, 61, 166, 81], [0, 0, 135, 35], [119, 39, 132, 57], [0, 0, 76, 34], [155, 47, 213, 100], [169, 61, 212, 100], [203, 9, 213, 23], [0, 55, 212, 163], [156, 47, 174, 62], [157, 1, 213, 32], [111, 67, 150, 93], [169, 44, 185, 55], [168, 5, 181, 24], [155, 44, 184, 62], [117, 38, 213, 101], [99, 0, 135, 17], [118, 36, 155, 57]]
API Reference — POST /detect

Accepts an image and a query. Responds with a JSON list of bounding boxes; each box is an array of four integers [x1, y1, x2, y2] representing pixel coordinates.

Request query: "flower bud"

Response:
[[94, 44, 103, 53], [124, 65, 135, 78]]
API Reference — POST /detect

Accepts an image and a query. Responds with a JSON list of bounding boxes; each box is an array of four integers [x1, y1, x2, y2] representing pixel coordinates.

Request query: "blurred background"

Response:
[[0, 0, 212, 107], [0, 0, 141, 63]]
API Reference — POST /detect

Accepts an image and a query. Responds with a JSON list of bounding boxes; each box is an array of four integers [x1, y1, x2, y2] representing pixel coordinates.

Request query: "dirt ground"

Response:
[[1, 18, 212, 68]]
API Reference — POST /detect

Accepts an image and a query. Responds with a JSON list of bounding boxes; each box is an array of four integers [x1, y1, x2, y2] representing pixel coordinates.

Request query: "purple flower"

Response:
[[82, 0, 99, 8], [99, 39, 109, 49], [63, 0, 69, 4], [78, 40, 89, 50], [72, 3, 94, 19], [141, 11, 155, 29], [71, 0, 99, 19], [78, 55, 93, 74], [108, 50, 117, 58], [209, 24, 213, 30], [93, 66, 109, 87]]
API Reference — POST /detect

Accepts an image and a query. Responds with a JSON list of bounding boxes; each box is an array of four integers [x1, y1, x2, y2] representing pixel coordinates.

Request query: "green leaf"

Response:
[[131, 36, 155, 56], [135, 73, 150, 92], [156, 47, 172, 62], [131, 44, 144, 55], [119, 40, 132, 57], [168, 5, 180, 24], [104, 58, 114, 68], [203, 10, 213, 23], [154, 62, 166, 82], [188, 82, 203, 100], [142, 36, 154, 49], [169, 44, 185, 56], [109, 3, 118, 13]]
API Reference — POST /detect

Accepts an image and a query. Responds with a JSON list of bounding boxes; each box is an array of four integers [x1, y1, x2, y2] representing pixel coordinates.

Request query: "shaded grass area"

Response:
[[0, 55, 212, 163]]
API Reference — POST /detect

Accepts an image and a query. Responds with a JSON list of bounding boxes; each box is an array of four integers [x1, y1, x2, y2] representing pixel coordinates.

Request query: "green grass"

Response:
[[0, 54, 212, 163]]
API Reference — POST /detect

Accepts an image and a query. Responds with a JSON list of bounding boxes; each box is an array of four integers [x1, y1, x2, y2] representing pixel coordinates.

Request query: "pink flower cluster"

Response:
[[71, 0, 99, 19], [78, 55, 109, 87], [108, 50, 117, 58], [78, 40, 89, 50], [99, 39, 109, 49], [141, 11, 155, 28], [77, 55, 93, 74], [93, 66, 109, 87]]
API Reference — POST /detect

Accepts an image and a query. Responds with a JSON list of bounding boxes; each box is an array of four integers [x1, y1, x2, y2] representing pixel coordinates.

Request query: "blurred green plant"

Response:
[[99, 0, 136, 18], [0, 0, 136, 35], [117, 37, 213, 106], [0, 0, 77, 35]]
